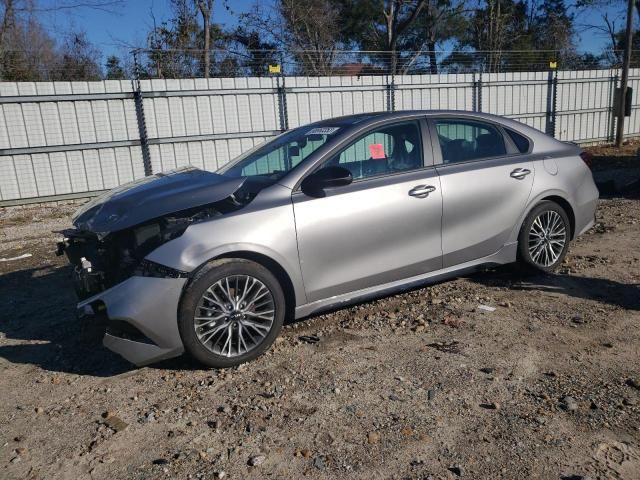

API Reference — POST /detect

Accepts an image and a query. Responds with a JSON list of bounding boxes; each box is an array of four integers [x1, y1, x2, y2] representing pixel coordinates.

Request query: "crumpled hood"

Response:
[[73, 167, 246, 234]]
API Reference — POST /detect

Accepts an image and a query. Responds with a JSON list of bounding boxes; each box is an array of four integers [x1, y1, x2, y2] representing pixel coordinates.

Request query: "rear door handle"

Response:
[[510, 168, 531, 180], [408, 185, 436, 198]]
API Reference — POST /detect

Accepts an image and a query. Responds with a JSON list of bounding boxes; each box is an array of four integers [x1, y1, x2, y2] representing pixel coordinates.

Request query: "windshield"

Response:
[[219, 125, 340, 180]]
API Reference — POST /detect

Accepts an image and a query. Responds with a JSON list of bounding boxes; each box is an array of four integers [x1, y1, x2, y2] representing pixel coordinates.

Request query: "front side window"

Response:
[[220, 125, 340, 179], [323, 121, 423, 180], [435, 119, 507, 164]]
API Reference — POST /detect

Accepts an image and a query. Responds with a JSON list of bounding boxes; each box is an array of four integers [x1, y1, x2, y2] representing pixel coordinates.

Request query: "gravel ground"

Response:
[[0, 195, 639, 480]]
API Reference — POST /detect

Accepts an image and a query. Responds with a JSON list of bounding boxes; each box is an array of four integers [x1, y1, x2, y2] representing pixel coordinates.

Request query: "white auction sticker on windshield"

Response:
[[307, 127, 340, 135]]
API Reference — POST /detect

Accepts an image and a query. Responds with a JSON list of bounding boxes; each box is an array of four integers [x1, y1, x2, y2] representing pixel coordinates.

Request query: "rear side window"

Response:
[[506, 128, 531, 153], [435, 119, 507, 164]]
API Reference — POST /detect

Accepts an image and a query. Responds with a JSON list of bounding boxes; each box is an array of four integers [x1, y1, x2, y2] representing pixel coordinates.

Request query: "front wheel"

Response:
[[518, 201, 570, 273], [179, 259, 285, 368]]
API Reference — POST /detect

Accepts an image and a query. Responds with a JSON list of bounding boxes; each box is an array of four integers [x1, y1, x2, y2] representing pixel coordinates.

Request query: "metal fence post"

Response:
[[609, 73, 619, 143], [473, 73, 483, 112], [545, 70, 558, 138], [276, 75, 289, 131], [386, 74, 396, 111], [276, 55, 289, 132], [132, 50, 153, 176], [551, 71, 558, 138]]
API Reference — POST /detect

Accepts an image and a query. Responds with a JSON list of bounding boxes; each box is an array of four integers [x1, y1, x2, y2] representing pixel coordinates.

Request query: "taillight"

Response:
[[579, 151, 593, 168]]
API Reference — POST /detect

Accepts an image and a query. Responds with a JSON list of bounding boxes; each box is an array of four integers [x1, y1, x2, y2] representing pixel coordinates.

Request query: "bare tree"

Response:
[[195, 0, 213, 77], [400, 0, 467, 74], [0, 0, 123, 80], [242, 0, 343, 75], [381, 0, 427, 73]]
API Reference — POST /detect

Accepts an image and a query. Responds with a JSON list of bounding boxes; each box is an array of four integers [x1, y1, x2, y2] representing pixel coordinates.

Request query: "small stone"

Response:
[[298, 335, 320, 344], [479, 402, 499, 410], [367, 431, 381, 444], [216, 472, 226, 479], [401, 427, 413, 436], [13, 436, 25, 442], [561, 396, 579, 411], [626, 378, 640, 390], [248, 455, 266, 466], [301, 448, 312, 458], [449, 465, 464, 476], [152, 458, 169, 465], [427, 389, 436, 401], [15, 447, 26, 455], [105, 415, 129, 432], [34, 407, 43, 414], [479, 367, 495, 374], [313, 456, 325, 470]]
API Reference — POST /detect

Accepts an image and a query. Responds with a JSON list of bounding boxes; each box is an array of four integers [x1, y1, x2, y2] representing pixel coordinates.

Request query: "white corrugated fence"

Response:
[[0, 68, 637, 205]]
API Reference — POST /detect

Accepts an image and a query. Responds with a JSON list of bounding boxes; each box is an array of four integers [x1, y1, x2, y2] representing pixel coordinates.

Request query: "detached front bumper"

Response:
[[78, 276, 187, 366]]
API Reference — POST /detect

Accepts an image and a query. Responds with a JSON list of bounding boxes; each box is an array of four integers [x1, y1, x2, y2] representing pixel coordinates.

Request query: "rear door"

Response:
[[430, 117, 534, 267], [292, 119, 443, 303]]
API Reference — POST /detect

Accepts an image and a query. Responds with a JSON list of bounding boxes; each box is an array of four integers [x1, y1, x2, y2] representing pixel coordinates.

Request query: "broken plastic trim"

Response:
[[134, 259, 188, 279]]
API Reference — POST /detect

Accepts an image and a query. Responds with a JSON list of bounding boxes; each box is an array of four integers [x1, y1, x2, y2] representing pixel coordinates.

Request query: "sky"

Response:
[[35, 0, 629, 65]]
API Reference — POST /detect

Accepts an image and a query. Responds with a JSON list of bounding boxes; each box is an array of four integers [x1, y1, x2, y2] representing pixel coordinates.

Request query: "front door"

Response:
[[292, 120, 443, 303]]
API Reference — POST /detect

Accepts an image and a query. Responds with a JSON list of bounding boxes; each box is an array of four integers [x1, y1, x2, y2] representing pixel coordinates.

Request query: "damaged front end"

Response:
[[57, 205, 213, 300], [56, 167, 258, 365]]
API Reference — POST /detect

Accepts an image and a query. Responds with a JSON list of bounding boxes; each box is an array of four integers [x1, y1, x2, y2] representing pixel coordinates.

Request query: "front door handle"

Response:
[[510, 168, 531, 180], [408, 185, 436, 198]]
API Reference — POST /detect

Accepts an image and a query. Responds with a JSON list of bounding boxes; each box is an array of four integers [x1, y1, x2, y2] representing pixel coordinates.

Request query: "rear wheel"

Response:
[[518, 201, 570, 273], [179, 259, 285, 368]]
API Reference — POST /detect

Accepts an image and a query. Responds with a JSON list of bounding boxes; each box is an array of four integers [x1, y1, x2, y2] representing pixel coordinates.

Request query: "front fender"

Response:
[[145, 199, 307, 306]]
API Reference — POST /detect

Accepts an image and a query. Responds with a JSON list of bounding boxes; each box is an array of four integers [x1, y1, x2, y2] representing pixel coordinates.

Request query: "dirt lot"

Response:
[[1, 189, 639, 479]]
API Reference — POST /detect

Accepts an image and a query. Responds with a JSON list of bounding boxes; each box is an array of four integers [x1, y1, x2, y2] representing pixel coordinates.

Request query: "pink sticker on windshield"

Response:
[[369, 143, 385, 159]]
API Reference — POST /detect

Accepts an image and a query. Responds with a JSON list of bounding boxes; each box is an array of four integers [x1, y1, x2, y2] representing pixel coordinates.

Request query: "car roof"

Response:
[[312, 110, 560, 147], [313, 110, 522, 126]]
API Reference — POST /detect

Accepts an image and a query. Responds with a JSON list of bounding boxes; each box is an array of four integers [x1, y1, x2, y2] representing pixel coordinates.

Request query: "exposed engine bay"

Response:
[[57, 168, 262, 300]]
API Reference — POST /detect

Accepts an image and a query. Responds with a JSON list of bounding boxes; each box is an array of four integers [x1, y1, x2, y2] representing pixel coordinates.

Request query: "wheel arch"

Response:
[[185, 251, 298, 322], [512, 191, 577, 244], [539, 195, 576, 239]]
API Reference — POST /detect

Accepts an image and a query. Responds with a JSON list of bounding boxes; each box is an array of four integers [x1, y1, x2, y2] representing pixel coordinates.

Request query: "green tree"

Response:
[[105, 55, 126, 79], [445, 0, 535, 72], [397, 0, 468, 74], [54, 31, 102, 81]]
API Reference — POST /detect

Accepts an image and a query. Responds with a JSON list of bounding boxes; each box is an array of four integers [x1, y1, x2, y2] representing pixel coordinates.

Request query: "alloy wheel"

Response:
[[194, 275, 275, 358], [527, 210, 567, 267]]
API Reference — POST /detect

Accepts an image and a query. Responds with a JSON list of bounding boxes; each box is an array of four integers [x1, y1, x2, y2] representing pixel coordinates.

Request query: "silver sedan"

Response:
[[58, 111, 599, 367]]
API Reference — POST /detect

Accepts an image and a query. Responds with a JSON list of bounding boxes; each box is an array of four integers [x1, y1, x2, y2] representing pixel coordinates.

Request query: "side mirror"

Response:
[[288, 145, 300, 157], [301, 166, 353, 197]]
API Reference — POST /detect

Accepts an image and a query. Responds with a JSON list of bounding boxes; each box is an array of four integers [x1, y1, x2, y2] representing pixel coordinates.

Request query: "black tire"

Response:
[[518, 201, 571, 273], [179, 258, 285, 368]]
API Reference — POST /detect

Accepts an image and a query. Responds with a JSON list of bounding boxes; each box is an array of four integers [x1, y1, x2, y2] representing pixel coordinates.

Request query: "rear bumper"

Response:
[[78, 276, 187, 366], [574, 181, 599, 238]]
